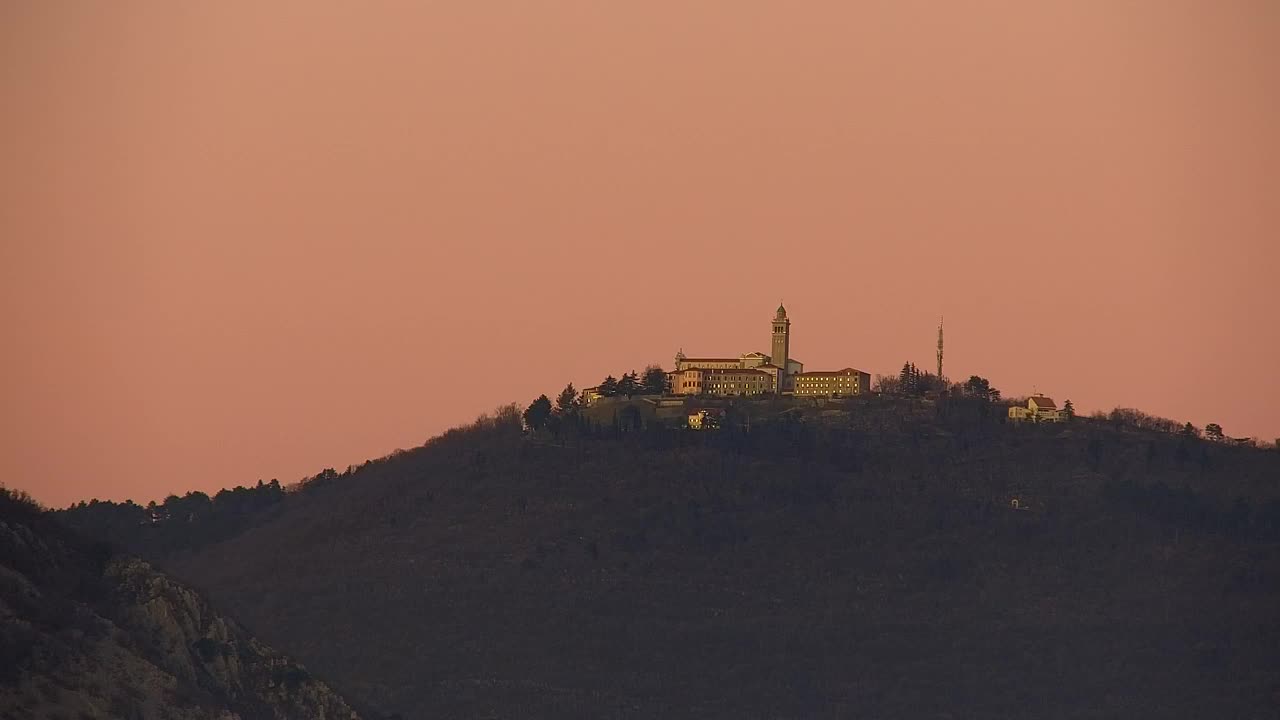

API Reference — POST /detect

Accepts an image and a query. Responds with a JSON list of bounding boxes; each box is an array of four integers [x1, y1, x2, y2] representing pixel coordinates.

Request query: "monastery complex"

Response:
[[665, 304, 871, 398]]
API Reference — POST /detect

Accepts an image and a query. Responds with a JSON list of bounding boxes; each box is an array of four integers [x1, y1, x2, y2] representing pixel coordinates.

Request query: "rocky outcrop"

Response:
[[0, 496, 360, 720]]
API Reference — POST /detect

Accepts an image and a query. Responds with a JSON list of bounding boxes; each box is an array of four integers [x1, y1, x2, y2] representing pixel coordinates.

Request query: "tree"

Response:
[[523, 395, 553, 432], [640, 365, 668, 395], [599, 375, 620, 397], [1205, 423, 1224, 441], [916, 370, 942, 395], [555, 384, 578, 414], [1181, 422, 1200, 439], [1063, 399, 1074, 418], [618, 371, 639, 398], [873, 374, 901, 394], [963, 376, 991, 398], [961, 375, 999, 402], [898, 362, 935, 396]]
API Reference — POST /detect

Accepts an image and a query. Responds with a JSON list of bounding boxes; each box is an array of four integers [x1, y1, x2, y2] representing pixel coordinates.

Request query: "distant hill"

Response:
[[60, 397, 1280, 718], [0, 488, 360, 720]]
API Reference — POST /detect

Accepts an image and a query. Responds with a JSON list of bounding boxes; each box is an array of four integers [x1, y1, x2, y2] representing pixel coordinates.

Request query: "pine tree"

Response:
[[523, 395, 553, 431], [640, 365, 668, 395], [599, 375, 620, 397], [618, 371, 639, 398], [1063, 399, 1075, 418], [555, 384, 578, 414]]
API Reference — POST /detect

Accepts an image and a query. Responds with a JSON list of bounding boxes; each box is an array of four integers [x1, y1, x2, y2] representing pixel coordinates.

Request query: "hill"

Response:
[[0, 488, 361, 720], [60, 397, 1280, 718]]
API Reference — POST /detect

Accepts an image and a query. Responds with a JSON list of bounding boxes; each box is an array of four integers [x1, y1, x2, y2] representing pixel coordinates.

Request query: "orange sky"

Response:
[[3, 1, 1277, 508]]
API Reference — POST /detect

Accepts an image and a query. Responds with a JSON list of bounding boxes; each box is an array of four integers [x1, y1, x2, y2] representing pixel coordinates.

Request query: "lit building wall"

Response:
[[703, 368, 774, 396], [791, 368, 871, 397], [668, 368, 705, 395]]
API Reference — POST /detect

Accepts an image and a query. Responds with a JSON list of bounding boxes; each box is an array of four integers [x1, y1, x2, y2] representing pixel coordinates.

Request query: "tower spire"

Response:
[[936, 316, 944, 383]]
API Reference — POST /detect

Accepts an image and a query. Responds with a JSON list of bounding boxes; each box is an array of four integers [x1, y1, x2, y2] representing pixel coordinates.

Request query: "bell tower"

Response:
[[771, 302, 790, 372]]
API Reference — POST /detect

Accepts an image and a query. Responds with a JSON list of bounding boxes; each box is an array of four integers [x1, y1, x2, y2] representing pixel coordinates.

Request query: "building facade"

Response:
[[702, 367, 773, 396], [791, 368, 873, 397], [668, 367, 705, 395], [669, 366, 777, 396]]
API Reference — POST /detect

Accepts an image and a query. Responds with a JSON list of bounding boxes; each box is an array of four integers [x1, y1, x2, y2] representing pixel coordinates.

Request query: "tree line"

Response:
[[874, 362, 1003, 402], [595, 365, 668, 399], [523, 365, 668, 433], [58, 479, 287, 552], [1100, 409, 1249, 443]]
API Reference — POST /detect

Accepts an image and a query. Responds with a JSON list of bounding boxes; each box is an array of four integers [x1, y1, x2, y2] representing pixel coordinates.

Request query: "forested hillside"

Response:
[[60, 397, 1280, 719]]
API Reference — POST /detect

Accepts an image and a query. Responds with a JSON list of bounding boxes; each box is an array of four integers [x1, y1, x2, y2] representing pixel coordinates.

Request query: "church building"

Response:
[[668, 304, 809, 396]]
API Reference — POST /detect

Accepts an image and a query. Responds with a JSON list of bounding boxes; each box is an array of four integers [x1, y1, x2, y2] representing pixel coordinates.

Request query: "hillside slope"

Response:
[[0, 490, 361, 720], [66, 400, 1280, 718]]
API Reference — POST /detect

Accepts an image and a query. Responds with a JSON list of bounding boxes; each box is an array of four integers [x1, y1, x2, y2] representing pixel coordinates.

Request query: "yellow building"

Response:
[[687, 408, 724, 430], [1009, 396, 1067, 423], [703, 368, 774, 396], [668, 367, 706, 395], [755, 363, 782, 390], [580, 386, 604, 407], [791, 368, 872, 397]]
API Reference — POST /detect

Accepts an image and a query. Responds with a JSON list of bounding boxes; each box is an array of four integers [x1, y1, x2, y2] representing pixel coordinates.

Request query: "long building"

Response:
[[792, 368, 872, 397]]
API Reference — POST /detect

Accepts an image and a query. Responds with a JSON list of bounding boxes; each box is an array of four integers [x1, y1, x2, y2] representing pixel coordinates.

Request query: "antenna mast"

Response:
[[936, 317, 944, 382]]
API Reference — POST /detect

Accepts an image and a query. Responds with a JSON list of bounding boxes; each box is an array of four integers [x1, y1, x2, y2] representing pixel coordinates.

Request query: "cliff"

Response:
[[0, 489, 360, 720]]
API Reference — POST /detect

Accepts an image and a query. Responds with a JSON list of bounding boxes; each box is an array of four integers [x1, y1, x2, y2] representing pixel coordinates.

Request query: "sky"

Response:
[[2, 1, 1277, 508]]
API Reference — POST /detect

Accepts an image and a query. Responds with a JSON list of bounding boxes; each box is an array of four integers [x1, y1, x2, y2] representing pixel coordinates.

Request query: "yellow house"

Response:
[[580, 386, 604, 407], [687, 408, 723, 430], [1009, 396, 1067, 423]]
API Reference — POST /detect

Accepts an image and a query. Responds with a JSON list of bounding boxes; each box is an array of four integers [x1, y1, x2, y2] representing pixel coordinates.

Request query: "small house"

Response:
[[1009, 396, 1067, 423], [687, 408, 724, 430]]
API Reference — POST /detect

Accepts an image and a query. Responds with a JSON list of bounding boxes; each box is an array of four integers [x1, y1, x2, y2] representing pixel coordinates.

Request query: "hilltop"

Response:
[[0, 488, 361, 720], [59, 397, 1280, 718]]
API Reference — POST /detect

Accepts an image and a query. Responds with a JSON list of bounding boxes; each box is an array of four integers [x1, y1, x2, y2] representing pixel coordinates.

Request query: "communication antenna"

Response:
[[936, 316, 944, 382]]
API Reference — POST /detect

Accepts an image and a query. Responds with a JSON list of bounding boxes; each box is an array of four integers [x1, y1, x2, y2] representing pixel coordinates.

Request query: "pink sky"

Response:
[[3, 1, 1277, 508]]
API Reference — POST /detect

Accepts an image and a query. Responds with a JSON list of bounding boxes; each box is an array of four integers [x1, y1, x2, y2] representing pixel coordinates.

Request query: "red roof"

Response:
[[1029, 396, 1057, 409]]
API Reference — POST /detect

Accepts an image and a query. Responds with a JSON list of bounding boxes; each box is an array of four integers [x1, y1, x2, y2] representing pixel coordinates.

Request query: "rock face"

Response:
[[0, 491, 360, 720]]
